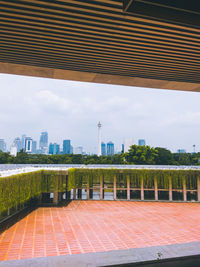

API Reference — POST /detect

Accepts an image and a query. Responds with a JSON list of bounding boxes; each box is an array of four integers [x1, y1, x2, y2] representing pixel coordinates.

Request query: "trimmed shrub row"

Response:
[[68, 169, 199, 190], [0, 170, 67, 216], [0, 168, 199, 217]]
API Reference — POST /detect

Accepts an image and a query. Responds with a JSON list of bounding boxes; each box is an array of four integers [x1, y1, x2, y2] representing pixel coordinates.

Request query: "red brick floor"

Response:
[[0, 201, 200, 261]]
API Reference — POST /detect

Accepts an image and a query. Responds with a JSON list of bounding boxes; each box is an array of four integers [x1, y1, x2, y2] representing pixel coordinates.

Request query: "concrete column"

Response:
[[197, 177, 200, 202], [53, 192, 59, 205], [77, 189, 82, 199], [169, 177, 172, 201], [141, 176, 144, 200], [66, 190, 71, 200], [113, 175, 117, 200], [127, 175, 130, 200], [87, 181, 90, 200], [73, 188, 76, 200], [154, 177, 158, 201], [183, 177, 187, 202], [100, 176, 103, 200]]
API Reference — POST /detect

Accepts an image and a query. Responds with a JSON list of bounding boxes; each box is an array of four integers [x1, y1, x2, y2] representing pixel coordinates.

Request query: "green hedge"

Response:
[[0, 170, 67, 216], [1, 168, 199, 216], [68, 169, 200, 191]]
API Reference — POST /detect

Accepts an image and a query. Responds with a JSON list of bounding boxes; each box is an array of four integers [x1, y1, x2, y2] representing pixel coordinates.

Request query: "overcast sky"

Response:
[[0, 73, 200, 154]]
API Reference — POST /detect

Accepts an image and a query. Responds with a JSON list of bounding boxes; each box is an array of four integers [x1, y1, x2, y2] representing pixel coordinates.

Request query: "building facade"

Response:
[[124, 138, 134, 153], [39, 132, 48, 154], [21, 134, 26, 150], [138, 139, 146, 146], [63, 140, 71, 154], [0, 139, 6, 152], [101, 142, 106, 156], [13, 137, 22, 152], [32, 141, 37, 154], [107, 141, 114, 156], [25, 137, 33, 153], [49, 143, 60, 155]]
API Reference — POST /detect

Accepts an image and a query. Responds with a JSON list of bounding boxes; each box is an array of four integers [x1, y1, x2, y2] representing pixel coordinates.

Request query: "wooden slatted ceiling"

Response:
[[0, 0, 200, 89]]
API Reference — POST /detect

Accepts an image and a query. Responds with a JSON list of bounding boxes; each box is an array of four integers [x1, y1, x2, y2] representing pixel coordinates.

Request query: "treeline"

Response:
[[0, 145, 200, 165]]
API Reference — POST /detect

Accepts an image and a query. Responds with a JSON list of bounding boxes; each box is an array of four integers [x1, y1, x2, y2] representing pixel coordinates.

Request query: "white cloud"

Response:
[[36, 90, 72, 113], [1, 73, 200, 153], [165, 111, 200, 128]]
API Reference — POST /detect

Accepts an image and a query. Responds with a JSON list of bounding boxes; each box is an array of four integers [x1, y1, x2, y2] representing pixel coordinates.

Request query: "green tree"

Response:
[[173, 153, 192, 165], [14, 150, 28, 163], [155, 147, 173, 165], [124, 145, 158, 165], [0, 150, 14, 163]]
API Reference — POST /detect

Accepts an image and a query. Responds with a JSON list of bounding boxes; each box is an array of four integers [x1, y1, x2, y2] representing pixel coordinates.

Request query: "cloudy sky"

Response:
[[0, 73, 200, 154]]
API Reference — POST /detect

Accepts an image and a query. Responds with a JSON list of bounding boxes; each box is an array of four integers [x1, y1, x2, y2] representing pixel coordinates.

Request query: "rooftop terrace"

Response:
[[1, 166, 200, 266], [0, 201, 200, 263]]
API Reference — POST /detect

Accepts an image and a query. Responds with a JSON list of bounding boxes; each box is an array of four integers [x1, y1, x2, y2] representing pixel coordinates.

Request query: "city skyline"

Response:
[[0, 128, 193, 156], [0, 131, 135, 155], [1, 73, 200, 153]]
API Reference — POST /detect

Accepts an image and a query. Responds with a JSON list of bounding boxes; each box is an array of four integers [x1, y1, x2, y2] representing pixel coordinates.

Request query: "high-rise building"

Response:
[[25, 137, 33, 153], [98, 121, 102, 156], [121, 144, 124, 153], [124, 138, 134, 153], [39, 132, 48, 154], [107, 141, 114, 156], [101, 142, 106, 156], [138, 139, 146, 146], [10, 137, 21, 156], [10, 145, 17, 156], [32, 141, 37, 154], [63, 140, 71, 154], [13, 137, 22, 152], [21, 134, 26, 150], [0, 139, 6, 152], [49, 143, 60, 155]]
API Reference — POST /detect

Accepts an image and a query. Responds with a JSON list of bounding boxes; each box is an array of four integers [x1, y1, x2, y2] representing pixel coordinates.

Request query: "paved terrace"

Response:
[[0, 201, 200, 262]]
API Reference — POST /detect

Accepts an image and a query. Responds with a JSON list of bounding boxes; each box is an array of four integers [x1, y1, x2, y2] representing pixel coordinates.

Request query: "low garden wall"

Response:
[[68, 168, 200, 202], [1, 168, 200, 221], [0, 170, 67, 221]]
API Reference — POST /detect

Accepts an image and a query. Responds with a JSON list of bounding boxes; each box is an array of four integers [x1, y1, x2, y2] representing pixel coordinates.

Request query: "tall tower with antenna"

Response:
[[98, 121, 102, 156]]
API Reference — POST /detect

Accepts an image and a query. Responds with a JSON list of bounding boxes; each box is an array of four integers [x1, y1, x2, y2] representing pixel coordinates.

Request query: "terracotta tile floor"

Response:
[[0, 201, 200, 261]]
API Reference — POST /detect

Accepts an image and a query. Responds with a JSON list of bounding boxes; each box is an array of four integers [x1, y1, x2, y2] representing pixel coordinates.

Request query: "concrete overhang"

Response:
[[0, 0, 200, 92]]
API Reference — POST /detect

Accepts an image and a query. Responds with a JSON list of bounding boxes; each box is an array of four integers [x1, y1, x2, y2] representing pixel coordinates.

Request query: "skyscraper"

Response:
[[39, 132, 48, 154], [0, 139, 6, 152], [13, 137, 22, 152], [98, 121, 102, 156], [124, 138, 134, 153], [21, 134, 26, 150], [25, 137, 33, 153], [101, 142, 106, 156], [32, 141, 37, 154], [63, 140, 71, 154], [138, 139, 146, 146], [10, 145, 17, 156], [107, 141, 114, 156], [49, 143, 60, 155], [10, 137, 22, 156], [121, 144, 124, 153]]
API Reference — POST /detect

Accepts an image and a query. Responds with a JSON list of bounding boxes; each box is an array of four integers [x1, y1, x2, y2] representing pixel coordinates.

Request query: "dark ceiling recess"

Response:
[[123, 0, 200, 28], [0, 0, 200, 89]]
